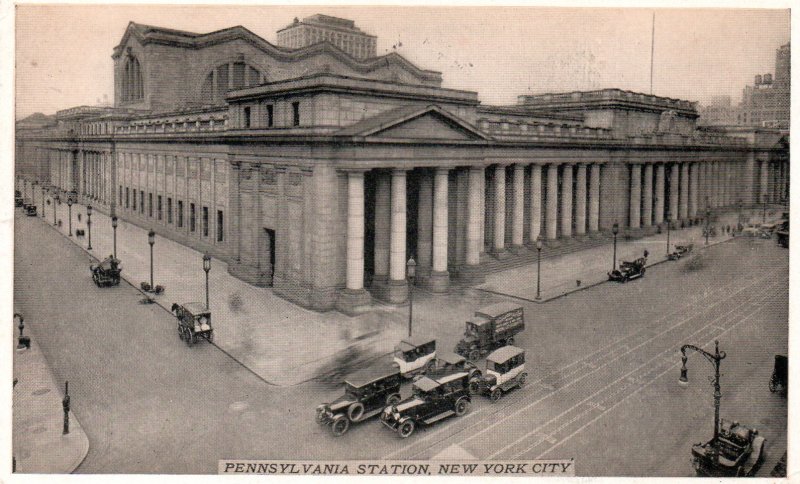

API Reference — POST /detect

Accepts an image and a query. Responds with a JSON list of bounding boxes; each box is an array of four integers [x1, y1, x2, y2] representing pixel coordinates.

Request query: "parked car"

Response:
[[24, 204, 37, 216], [469, 346, 527, 402], [454, 302, 525, 361], [171, 302, 213, 346], [668, 244, 693, 261], [90, 255, 122, 287], [608, 257, 647, 283], [393, 336, 436, 377], [14, 190, 23, 207], [414, 352, 481, 383], [381, 371, 471, 438], [315, 366, 402, 436], [691, 419, 765, 477]]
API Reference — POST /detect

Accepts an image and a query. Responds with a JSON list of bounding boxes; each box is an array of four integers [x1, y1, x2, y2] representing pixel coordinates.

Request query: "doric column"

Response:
[[654, 163, 665, 224], [680, 162, 689, 219], [546, 164, 559, 239], [416, 172, 433, 280], [493, 165, 507, 254], [689, 163, 699, 218], [575, 163, 587, 235], [713, 162, 721, 207], [512, 164, 525, 248], [430, 167, 450, 292], [465, 167, 484, 268], [373, 172, 391, 283], [589, 163, 600, 232], [345, 171, 365, 291], [669, 164, 680, 220], [560, 164, 573, 237], [642, 163, 653, 227], [387, 168, 409, 303], [529, 164, 542, 241], [629, 163, 641, 229]]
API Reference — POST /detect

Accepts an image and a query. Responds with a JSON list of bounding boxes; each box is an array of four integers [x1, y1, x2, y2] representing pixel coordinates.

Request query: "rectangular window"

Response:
[[148, 192, 153, 217], [140, 190, 144, 214], [125, 187, 130, 209], [292, 101, 300, 126], [177, 200, 184, 228], [217, 210, 224, 242], [266, 104, 274, 127], [190, 203, 196, 232], [167, 197, 173, 224], [157, 195, 162, 220], [202, 206, 209, 237], [243, 106, 251, 128], [132, 190, 137, 211]]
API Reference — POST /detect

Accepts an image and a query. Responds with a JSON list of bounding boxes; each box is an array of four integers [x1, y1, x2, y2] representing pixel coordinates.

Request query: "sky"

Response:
[[14, 5, 790, 119]]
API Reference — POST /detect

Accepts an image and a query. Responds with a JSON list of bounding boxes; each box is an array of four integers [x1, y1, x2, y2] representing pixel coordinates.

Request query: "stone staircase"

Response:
[[478, 233, 613, 274]]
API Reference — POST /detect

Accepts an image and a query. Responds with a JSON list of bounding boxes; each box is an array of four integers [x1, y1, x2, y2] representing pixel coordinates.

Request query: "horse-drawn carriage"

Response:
[[171, 302, 213, 346], [90, 255, 122, 287]]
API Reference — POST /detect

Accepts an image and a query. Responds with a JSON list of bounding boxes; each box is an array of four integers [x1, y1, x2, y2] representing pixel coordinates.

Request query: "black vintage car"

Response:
[[15, 190, 23, 207], [668, 244, 693, 261], [24, 202, 37, 216], [316, 366, 402, 436], [414, 352, 482, 383], [381, 371, 471, 438], [90, 255, 122, 287], [608, 257, 647, 283], [691, 419, 765, 477]]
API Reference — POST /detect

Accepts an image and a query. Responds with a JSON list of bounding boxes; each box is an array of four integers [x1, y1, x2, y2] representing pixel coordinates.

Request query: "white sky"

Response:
[[14, 5, 790, 119]]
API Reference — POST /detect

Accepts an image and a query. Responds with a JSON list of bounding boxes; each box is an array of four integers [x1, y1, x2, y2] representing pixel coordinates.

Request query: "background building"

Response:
[[276, 14, 377, 60]]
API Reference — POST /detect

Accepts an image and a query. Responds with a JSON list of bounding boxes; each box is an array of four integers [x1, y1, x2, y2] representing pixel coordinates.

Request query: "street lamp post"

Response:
[[67, 199, 73, 236], [406, 257, 417, 337], [148, 229, 155, 290], [535, 237, 543, 300], [86, 205, 93, 250], [111, 215, 118, 259], [679, 340, 726, 467], [611, 223, 619, 272], [665, 211, 671, 256], [203, 254, 211, 310], [762, 193, 767, 224], [705, 208, 711, 246], [53, 195, 58, 226]]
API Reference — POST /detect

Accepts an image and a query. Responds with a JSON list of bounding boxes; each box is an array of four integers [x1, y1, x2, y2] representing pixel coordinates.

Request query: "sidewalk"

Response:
[[12, 318, 90, 473]]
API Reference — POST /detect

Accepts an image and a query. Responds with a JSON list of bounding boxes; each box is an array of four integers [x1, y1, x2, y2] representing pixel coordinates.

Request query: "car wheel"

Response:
[[517, 373, 527, 388], [315, 409, 327, 425], [331, 416, 350, 437], [506, 337, 515, 346], [454, 397, 470, 416], [468, 379, 481, 395], [398, 420, 415, 439], [386, 394, 401, 406], [490, 388, 502, 403], [468, 349, 480, 361], [347, 402, 365, 422]]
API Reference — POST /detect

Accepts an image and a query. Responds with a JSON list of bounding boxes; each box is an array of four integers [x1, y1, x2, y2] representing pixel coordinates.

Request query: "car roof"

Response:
[[435, 371, 469, 385], [344, 366, 400, 388], [398, 335, 436, 352], [181, 302, 210, 315], [437, 352, 466, 365], [476, 302, 522, 318], [466, 315, 491, 327], [487, 345, 524, 364], [413, 377, 440, 392]]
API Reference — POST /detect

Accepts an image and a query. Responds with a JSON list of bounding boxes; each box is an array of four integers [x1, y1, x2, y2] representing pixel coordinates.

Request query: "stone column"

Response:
[[416, 172, 433, 281], [344, 171, 365, 291], [680, 162, 689, 219], [669, 164, 680, 220], [493, 165, 508, 256], [529, 164, 542, 241], [654, 163, 665, 225], [546, 164, 559, 239], [430, 167, 450, 292], [575, 163, 587, 235], [629, 163, 642, 229], [689, 163, 699, 218], [589, 163, 600, 232], [560, 164, 573, 237], [387, 168, 409, 303], [713, 162, 720, 208], [512, 164, 525, 249], [463, 167, 484, 282], [642, 163, 653, 227], [373, 172, 391, 285]]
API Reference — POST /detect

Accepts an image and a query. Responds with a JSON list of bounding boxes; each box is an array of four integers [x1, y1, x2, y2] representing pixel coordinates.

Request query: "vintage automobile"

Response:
[[668, 244, 693, 261], [171, 302, 213, 346], [393, 336, 437, 377], [14, 190, 23, 207], [769, 354, 787, 394], [315, 366, 403, 436], [691, 419, 765, 477], [454, 302, 525, 361], [470, 346, 527, 402], [381, 371, 471, 438], [608, 257, 647, 283], [414, 352, 482, 382], [89, 255, 122, 287], [24, 203, 37, 216]]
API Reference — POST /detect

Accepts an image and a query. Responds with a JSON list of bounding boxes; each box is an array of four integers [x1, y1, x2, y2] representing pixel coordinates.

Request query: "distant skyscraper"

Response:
[[276, 14, 377, 60], [738, 42, 790, 127]]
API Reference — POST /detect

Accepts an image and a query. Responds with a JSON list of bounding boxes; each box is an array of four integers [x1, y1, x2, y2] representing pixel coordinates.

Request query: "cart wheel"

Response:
[[178, 324, 184, 341], [454, 397, 470, 417], [186, 330, 195, 346], [468, 349, 480, 361], [386, 393, 401, 406], [468, 378, 481, 395], [506, 337, 515, 346], [490, 388, 502, 403], [347, 403, 365, 422], [517, 373, 527, 389], [398, 420, 415, 439], [331, 416, 350, 437], [207, 330, 214, 343]]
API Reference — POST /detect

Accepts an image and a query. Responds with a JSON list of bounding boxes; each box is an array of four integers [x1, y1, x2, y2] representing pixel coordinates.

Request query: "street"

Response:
[[14, 212, 787, 475]]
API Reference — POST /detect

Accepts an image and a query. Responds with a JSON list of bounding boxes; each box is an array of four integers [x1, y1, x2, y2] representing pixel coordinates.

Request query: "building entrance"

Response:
[[261, 228, 276, 286]]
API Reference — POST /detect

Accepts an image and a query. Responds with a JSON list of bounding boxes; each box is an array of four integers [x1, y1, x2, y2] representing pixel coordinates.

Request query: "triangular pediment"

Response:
[[337, 105, 489, 142]]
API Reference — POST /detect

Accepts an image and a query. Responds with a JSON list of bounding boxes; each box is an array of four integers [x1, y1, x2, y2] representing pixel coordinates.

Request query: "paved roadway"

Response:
[[14, 213, 787, 475]]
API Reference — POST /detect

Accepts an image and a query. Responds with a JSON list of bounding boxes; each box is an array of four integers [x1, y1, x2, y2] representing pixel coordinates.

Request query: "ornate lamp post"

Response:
[[86, 205, 93, 250], [665, 211, 672, 256], [148, 229, 155, 290], [611, 223, 619, 272], [203, 254, 211, 310], [535, 237, 543, 300], [53, 195, 59, 226], [406, 257, 417, 337], [705, 207, 711, 246], [111, 215, 118, 259], [67, 199, 73, 236], [42, 188, 47, 219], [679, 340, 726, 467]]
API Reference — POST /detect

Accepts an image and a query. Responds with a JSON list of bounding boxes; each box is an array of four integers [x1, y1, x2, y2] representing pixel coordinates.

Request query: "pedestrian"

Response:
[[643, 249, 649, 259]]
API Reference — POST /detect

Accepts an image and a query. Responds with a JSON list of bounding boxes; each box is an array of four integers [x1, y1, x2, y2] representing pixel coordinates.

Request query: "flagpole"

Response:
[[650, 12, 655, 94]]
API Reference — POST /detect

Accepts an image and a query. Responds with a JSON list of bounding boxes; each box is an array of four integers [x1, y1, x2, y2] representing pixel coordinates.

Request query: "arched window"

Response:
[[122, 56, 144, 102], [201, 61, 264, 104]]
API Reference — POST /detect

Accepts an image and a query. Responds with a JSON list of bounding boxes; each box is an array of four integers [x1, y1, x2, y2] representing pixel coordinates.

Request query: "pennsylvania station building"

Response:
[[15, 15, 790, 314]]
